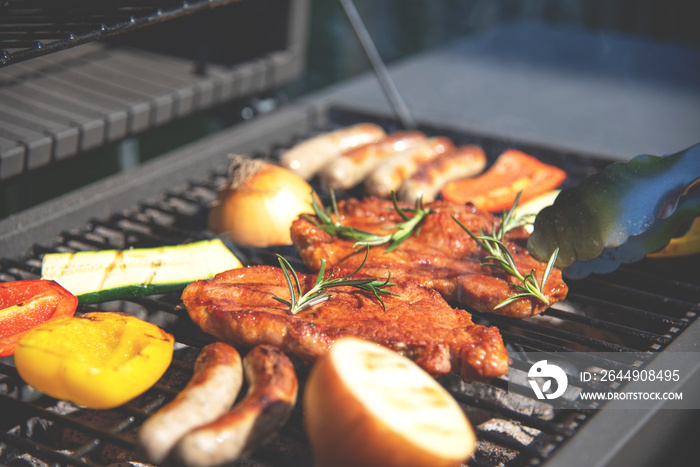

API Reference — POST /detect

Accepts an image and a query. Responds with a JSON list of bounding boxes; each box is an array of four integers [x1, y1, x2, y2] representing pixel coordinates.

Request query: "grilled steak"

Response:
[[291, 197, 568, 318], [182, 265, 509, 381]]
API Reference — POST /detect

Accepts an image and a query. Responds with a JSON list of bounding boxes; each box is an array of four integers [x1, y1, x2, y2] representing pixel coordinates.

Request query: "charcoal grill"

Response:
[[1, 105, 700, 467], [2, 3, 700, 467]]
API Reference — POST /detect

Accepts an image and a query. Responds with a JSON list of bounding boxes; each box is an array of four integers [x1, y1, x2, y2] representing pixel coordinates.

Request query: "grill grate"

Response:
[[0, 0, 241, 67], [1, 112, 699, 466]]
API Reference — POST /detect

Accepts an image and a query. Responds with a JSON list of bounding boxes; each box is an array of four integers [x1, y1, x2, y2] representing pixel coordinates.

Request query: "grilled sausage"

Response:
[[364, 136, 455, 198], [279, 123, 386, 180], [138, 342, 243, 464], [171, 345, 299, 467], [320, 131, 427, 191], [398, 145, 487, 203]]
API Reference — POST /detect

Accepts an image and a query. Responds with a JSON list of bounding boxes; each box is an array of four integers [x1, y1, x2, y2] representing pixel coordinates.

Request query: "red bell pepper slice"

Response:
[[0, 280, 78, 357], [440, 149, 567, 212]]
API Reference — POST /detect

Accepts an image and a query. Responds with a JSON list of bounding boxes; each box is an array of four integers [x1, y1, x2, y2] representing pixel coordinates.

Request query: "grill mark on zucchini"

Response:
[[41, 239, 242, 304]]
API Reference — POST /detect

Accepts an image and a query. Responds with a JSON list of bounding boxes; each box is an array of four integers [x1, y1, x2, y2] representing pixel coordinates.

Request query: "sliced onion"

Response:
[[208, 156, 320, 247]]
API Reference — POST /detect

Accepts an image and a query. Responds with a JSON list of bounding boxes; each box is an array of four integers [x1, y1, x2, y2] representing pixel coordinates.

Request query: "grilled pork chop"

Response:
[[291, 197, 568, 318], [182, 265, 509, 381]]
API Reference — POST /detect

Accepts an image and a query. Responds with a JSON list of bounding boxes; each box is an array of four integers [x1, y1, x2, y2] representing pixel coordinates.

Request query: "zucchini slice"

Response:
[[41, 239, 242, 304]]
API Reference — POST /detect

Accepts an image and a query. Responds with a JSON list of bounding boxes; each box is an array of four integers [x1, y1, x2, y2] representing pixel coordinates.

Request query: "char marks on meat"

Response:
[[182, 266, 509, 381], [291, 197, 568, 318]]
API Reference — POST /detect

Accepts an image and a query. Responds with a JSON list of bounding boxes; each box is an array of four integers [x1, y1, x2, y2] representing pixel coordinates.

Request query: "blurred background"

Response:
[[295, 0, 698, 96], [1, 0, 699, 219]]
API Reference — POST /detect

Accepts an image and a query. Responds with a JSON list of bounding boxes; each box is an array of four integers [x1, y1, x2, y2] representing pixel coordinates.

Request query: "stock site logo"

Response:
[[528, 360, 568, 400]]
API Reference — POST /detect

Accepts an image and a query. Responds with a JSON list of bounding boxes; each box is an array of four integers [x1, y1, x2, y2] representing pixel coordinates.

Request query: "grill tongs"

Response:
[[338, 0, 416, 130]]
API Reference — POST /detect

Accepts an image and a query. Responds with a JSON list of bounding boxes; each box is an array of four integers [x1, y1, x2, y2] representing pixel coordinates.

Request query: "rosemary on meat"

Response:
[[452, 192, 559, 308], [272, 249, 397, 315], [306, 190, 431, 252]]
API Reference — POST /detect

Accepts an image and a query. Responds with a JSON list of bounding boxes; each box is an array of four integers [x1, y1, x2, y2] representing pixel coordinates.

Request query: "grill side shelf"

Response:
[[0, 0, 310, 180]]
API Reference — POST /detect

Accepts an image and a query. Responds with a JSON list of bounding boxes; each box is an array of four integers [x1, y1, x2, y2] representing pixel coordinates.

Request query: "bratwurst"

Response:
[[171, 346, 298, 467], [364, 136, 455, 198], [398, 145, 487, 203], [139, 342, 243, 464], [320, 131, 427, 191], [279, 123, 386, 180]]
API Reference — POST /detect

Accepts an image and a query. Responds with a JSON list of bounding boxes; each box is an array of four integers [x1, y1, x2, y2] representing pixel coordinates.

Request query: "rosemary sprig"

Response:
[[452, 192, 559, 308], [271, 249, 398, 315], [306, 190, 431, 252]]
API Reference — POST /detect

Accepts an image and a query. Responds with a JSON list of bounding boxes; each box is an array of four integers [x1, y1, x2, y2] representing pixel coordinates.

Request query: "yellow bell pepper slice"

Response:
[[647, 217, 700, 258], [15, 312, 174, 409]]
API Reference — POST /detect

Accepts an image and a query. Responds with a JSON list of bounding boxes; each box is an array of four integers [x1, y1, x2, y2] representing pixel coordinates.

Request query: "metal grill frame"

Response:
[[1, 103, 700, 467], [0, 0, 244, 67]]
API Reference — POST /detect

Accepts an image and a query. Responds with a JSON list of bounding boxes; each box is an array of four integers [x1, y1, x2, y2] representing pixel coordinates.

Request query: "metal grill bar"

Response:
[[556, 294, 692, 327], [592, 268, 700, 306], [545, 308, 687, 339], [489, 317, 657, 353], [0, 396, 139, 454]]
